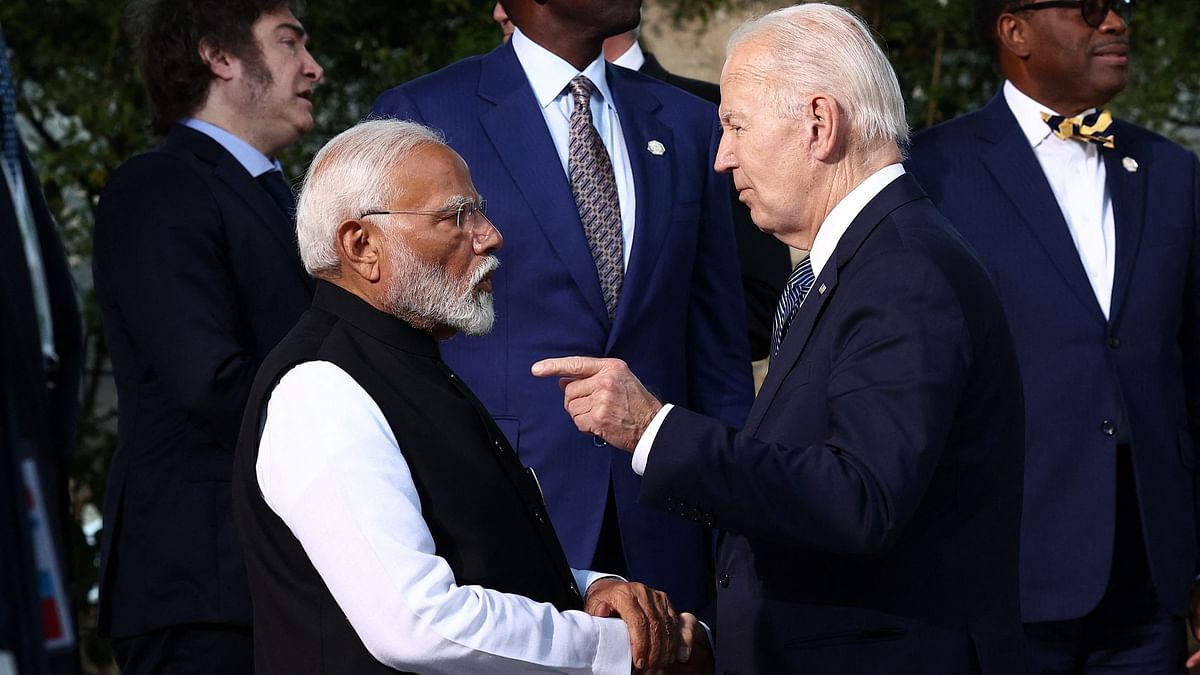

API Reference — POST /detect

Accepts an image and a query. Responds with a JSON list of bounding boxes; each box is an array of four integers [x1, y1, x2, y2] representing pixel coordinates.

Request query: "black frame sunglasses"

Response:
[[1008, 0, 1135, 28]]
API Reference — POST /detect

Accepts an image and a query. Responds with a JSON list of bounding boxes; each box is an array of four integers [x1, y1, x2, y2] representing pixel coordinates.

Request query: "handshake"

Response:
[[585, 577, 713, 675]]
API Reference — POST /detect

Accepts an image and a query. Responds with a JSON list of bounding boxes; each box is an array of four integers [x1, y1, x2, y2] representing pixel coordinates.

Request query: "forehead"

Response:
[[398, 144, 477, 205], [720, 43, 772, 109], [252, 6, 305, 36]]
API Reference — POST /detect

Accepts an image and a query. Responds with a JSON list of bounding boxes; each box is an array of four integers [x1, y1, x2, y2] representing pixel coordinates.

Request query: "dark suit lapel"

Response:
[[606, 64, 674, 342], [747, 174, 924, 434], [477, 44, 608, 321], [975, 94, 1105, 321], [1103, 123, 1147, 327], [167, 125, 311, 288]]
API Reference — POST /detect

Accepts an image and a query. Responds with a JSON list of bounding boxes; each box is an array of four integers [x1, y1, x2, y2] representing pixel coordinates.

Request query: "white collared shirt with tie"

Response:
[[510, 27, 637, 270], [1004, 80, 1116, 319]]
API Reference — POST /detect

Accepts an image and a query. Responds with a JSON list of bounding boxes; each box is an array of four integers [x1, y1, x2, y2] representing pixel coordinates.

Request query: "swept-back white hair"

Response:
[[295, 119, 446, 276], [727, 2, 909, 150]]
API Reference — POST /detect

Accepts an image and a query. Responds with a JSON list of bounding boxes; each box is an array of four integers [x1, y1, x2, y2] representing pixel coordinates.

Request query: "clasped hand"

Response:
[[585, 577, 712, 675]]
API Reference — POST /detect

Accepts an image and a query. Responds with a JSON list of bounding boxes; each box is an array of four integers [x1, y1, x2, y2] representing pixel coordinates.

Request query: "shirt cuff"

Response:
[[573, 569, 628, 598], [631, 404, 674, 476], [592, 615, 633, 675]]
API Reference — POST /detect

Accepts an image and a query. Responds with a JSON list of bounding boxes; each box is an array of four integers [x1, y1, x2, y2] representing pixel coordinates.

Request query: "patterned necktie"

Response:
[[1042, 109, 1115, 149], [567, 75, 623, 320], [257, 169, 296, 220], [770, 256, 816, 357]]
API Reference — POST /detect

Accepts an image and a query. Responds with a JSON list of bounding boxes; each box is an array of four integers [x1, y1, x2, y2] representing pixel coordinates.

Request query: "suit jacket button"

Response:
[[1108, 336, 1120, 348], [703, 512, 714, 526], [1101, 420, 1116, 436], [592, 435, 608, 447], [718, 572, 731, 588], [689, 508, 701, 522], [665, 497, 676, 510]]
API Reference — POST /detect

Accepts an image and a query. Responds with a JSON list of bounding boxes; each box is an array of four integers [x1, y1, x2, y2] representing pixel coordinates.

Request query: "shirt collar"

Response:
[[511, 27, 614, 112], [807, 163, 906, 279], [610, 40, 646, 71], [1002, 80, 1098, 151], [182, 117, 282, 177]]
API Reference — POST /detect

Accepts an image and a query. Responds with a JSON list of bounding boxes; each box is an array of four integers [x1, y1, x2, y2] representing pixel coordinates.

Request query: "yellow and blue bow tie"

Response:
[[1041, 109, 1115, 149]]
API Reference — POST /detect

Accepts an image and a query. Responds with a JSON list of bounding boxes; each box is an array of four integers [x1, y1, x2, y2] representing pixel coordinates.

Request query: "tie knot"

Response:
[[1042, 109, 1115, 149], [567, 75, 595, 109]]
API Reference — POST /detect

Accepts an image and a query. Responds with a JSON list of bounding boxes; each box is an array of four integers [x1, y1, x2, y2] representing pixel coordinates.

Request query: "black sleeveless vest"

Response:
[[232, 281, 584, 674]]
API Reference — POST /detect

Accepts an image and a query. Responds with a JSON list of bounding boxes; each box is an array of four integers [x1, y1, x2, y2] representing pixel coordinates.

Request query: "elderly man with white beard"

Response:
[[230, 119, 710, 675]]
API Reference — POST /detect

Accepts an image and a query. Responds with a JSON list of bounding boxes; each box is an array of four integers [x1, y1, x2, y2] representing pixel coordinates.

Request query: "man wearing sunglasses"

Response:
[[908, 0, 1200, 672]]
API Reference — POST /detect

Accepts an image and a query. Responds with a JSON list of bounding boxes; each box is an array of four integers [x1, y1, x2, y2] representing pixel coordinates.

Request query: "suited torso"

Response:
[[371, 42, 753, 610], [908, 93, 1200, 622], [93, 124, 313, 637]]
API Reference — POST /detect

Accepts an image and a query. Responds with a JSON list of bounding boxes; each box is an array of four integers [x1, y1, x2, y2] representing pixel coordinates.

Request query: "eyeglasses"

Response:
[[360, 199, 490, 232], [1007, 0, 1135, 28]]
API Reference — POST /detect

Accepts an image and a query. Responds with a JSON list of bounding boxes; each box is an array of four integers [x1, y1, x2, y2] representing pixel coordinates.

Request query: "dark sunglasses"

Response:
[[1008, 0, 1135, 28]]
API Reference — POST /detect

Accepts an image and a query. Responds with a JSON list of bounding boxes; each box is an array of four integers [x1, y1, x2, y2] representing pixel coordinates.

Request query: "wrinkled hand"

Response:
[[531, 356, 662, 451], [1186, 583, 1200, 669], [585, 577, 680, 672]]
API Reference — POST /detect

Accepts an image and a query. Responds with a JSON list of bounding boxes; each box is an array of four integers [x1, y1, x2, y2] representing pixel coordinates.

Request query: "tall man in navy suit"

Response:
[[92, 1, 323, 672], [371, 0, 753, 613], [907, 0, 1200, 671], [1, 23, 83, 675], [536, 4, 1027, 674]]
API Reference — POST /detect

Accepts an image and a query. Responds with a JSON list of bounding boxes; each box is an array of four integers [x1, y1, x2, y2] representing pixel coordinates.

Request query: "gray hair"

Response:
[[727, 3, 909, 151], [295, 119, 446, 276]]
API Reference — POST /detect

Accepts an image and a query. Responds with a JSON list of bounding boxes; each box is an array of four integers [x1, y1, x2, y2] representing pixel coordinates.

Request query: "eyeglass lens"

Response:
[[1085, 0, 1133, 27]]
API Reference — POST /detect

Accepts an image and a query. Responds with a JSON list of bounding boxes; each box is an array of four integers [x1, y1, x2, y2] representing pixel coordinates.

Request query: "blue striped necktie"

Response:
[[771, 256, 816, 357]]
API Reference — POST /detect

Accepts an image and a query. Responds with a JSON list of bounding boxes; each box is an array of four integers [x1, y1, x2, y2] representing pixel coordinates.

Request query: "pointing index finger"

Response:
[[531, 356, 606, 379]]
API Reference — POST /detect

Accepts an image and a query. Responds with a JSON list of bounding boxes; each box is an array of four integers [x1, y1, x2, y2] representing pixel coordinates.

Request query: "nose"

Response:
[[714, 133, 736, 174], [1099, 7, 1128, 33], [473, 212, 503, 255], [305, 49, 325, 84]]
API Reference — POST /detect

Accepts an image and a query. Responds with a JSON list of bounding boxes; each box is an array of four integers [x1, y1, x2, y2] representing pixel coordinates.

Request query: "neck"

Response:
[[191, 97, 285, 158], [1007, 74, 1112, 118], [519, 26, 604, 71], [793, 147, 900, 250]]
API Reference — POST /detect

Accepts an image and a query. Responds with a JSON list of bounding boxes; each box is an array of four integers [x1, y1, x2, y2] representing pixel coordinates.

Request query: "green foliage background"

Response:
[[0, 0, 1196, 670]]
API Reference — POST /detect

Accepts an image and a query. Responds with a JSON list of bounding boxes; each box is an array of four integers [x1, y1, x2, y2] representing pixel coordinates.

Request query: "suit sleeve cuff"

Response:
[[632, 404, 674, 476]]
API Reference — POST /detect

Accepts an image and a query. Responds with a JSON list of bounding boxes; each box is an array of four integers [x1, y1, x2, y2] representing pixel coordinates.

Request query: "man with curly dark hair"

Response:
[[92, 1, 322, 672]]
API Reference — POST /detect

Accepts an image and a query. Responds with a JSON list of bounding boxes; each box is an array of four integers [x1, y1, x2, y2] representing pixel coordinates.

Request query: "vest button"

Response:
[[718, 572, 731, 588]]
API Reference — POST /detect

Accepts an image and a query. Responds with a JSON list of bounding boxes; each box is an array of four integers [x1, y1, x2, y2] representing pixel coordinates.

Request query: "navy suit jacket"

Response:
[[908, 92, 1200, 622], [1, 139, 82, 675], [371, 42, 753, 610], [642, 174, 1027, 674], [93, 124, 313, 637]]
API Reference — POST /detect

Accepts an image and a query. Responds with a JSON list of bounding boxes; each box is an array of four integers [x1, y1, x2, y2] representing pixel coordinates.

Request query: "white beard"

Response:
[[383, 243, 499, 337]]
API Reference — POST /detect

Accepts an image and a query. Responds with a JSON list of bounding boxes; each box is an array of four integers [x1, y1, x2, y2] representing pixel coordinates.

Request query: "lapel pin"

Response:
[[1122, 157, 1138, 173], [647, 140, 666, 156], [818, 283, 827, 294]]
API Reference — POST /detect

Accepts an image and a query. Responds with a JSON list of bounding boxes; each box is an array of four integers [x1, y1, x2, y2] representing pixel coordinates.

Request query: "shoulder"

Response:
[[909, 108, 986, 157], [610, 64, 717, 119], [373, 53, 490, 112]]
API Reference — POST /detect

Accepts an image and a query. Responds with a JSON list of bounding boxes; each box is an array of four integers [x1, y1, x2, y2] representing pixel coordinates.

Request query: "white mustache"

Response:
[[469, 255, 501, 291]]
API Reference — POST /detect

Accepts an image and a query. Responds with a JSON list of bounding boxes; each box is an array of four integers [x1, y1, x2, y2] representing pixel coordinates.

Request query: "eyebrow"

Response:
[[276, 23, 308, 42], [441, 194, 478, 210]]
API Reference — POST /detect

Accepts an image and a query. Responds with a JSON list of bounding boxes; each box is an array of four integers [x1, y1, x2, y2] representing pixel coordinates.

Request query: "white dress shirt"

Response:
[[632, 164, 908, 474], [1003, 81, 1116, 318], [510, 28, 636, 268], [610, 41, 646, 72], [257, 361, 631, 674]]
